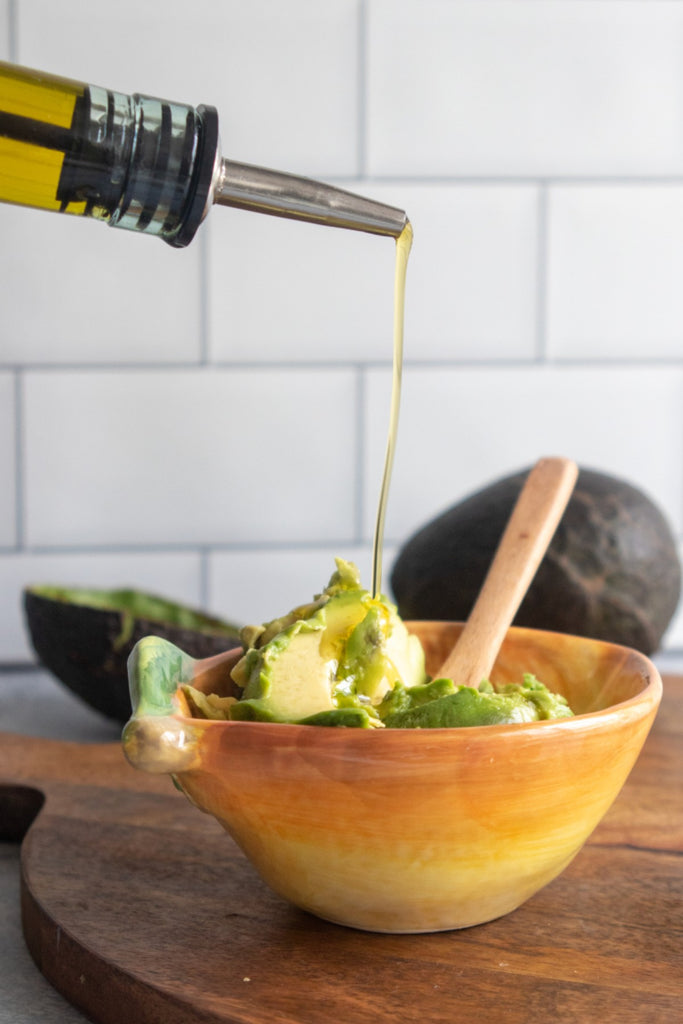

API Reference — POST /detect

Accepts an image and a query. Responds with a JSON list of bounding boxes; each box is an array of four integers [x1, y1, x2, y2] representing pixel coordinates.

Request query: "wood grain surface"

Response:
[[1, 678, 681, 1024]]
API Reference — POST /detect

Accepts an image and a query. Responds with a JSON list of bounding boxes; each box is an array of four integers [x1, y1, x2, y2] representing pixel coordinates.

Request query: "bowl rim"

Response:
[[130, 621, 663, 739], [122, 622, 663, 778]]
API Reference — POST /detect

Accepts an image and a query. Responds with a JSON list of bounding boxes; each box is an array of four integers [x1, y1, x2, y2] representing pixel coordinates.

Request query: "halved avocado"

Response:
[[23, 585, 242, 723]]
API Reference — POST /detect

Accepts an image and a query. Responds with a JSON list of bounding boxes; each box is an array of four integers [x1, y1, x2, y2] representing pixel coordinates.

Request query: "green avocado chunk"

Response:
[[225, 559, 426, 726], [380, 674, 573, 729], [298, 707, 380, 728], [376, 677, 456, 719], [180, 559, 574, 729]]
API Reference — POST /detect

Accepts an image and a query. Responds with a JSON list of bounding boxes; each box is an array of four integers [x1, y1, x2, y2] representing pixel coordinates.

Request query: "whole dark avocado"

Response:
[[390, 467, 681, 655]]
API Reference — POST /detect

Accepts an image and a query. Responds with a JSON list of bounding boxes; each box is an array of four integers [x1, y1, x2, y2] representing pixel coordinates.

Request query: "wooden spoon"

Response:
[[435, 456, 578, 687]]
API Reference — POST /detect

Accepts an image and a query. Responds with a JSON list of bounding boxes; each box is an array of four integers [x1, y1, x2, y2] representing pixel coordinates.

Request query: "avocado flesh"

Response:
[[379, 675, 573, 729], [221, 559, 426, 725], [28, 584, 239, 637], [182, 559, 573, 729], [232, 620, 337, 722]]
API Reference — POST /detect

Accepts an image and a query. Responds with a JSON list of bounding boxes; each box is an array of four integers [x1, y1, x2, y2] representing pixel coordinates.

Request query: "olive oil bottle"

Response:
[[0, 60, 412, 598], [0, 61, 407, 246], [0, 61, 218, 246]]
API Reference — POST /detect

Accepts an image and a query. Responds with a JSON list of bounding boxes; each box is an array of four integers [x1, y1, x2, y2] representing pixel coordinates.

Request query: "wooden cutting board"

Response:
[[1, 679, 682, 1024]]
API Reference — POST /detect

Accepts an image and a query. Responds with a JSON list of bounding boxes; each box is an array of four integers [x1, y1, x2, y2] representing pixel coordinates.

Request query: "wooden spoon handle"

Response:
[[435, 457, 578, 687]]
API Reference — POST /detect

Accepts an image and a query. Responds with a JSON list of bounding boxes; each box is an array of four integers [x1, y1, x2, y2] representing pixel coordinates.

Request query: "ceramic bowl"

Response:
[[122, 621, 661, 934]]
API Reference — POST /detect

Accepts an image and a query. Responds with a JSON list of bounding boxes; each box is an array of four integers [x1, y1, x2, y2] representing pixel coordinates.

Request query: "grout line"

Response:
[[535, 182, 549, 363], [13, 370, 24, 549], [349, 174, 683, 186], [7, 356, 683, 376], [354, 366, 366, 541], [7, 356, 683, 374], [216, 173, 683, 187], [357, 0, 368, 178], [3, 540, 371, 556], [199, 223, 210, 364], [198, 173, 683, 189], [681, 410, 683, 543], [0, 360, 365, 372], [199, 547, 210, 608]]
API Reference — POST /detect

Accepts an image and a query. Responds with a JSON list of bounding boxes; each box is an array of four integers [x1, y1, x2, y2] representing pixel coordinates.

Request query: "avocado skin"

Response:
[[390, 467, 681, 656], [24, 588, 241, 723]]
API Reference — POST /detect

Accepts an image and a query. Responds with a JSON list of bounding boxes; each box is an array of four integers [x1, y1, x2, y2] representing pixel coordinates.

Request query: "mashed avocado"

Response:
[[378, 676, 572, 727], [182, 559, 573, 728]]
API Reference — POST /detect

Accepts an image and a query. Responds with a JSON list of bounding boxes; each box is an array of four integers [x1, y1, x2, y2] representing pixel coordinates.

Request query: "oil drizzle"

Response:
[[371, 220, 413, 598]]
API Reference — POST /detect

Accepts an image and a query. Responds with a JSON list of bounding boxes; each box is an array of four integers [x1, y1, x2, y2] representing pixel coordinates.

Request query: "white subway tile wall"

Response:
[[363, 366, 683, 542], [209, 183, 539, 362], [207, 545, 397, 631], [1, 205, 203, 364], [23, 369, 358, 546], [0, 1, 7, 57], [208, 205, 396, 363], [367, 0, 683, 176], [2, 0, 683, 663], [0, 552, 205, 662], [15, 0, 360, 175], [547, 185, 683, 360], [0, 374, 16, 547]]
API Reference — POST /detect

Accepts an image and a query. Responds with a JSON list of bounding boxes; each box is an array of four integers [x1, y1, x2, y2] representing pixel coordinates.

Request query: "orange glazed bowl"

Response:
[[122, 621, 661, 934]]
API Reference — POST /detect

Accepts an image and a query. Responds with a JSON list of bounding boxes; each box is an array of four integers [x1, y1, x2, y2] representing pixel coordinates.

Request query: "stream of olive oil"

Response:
[[371, 220, 413, 598]]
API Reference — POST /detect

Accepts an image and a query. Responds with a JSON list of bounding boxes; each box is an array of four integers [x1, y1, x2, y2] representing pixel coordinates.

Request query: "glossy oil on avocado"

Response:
[[181, 560, 573, 729]]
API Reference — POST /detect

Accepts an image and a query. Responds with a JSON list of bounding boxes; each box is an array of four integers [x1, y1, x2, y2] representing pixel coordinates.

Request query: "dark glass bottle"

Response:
[[0, 61, 218, 247], [0, 61, 406, 247]]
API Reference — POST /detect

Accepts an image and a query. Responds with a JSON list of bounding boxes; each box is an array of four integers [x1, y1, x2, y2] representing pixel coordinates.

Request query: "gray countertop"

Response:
[[2, 653, 682, 1023]]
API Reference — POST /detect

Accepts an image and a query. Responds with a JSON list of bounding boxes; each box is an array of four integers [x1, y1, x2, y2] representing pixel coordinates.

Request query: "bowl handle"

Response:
[[122, 636, 202, 775]]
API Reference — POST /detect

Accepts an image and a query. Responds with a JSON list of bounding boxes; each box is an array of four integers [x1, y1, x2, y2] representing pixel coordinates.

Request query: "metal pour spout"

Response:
[[213, 159, 407, 238]]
